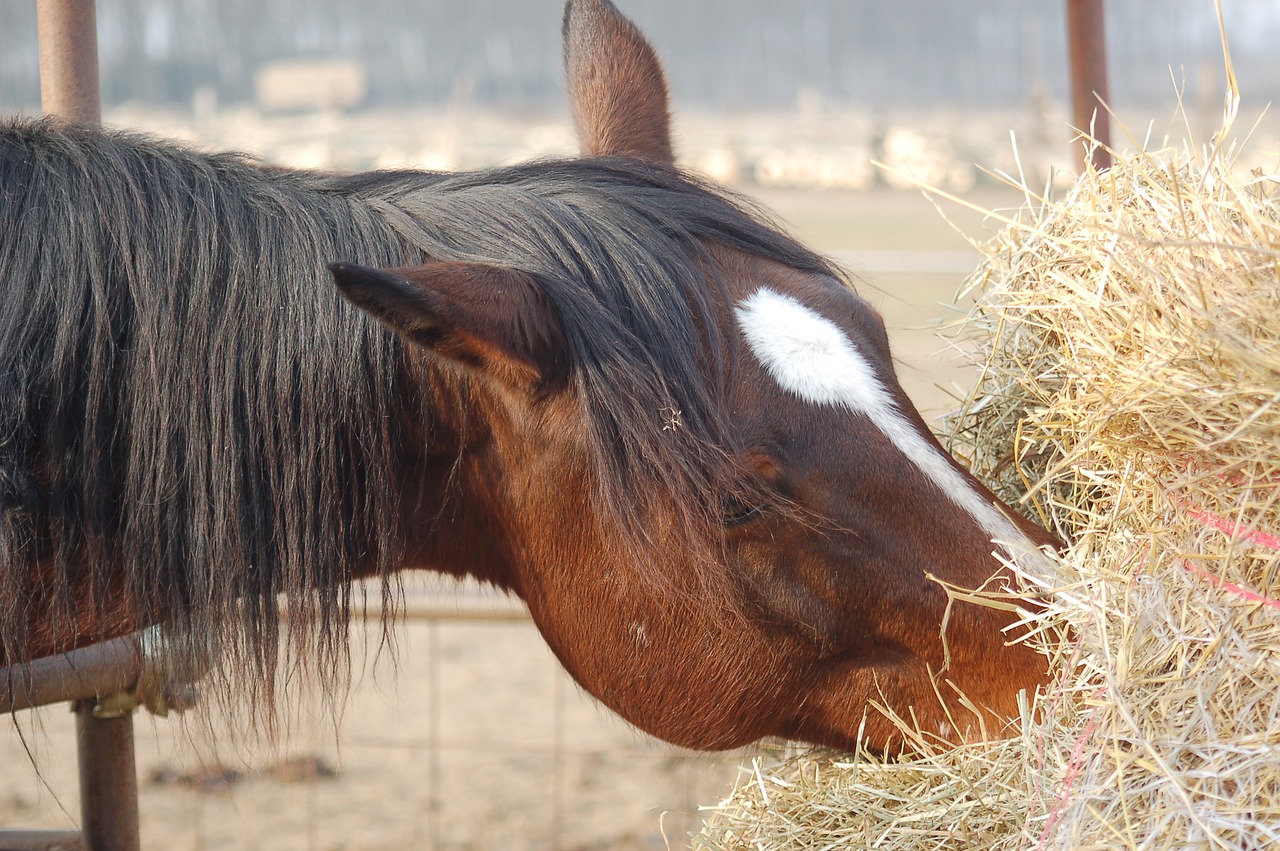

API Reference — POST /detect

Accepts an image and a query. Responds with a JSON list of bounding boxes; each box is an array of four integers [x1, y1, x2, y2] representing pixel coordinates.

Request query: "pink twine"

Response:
[[1037, 707, 1100, 849], [1168, 494, 1280, 606], [1179, 560, 1280, 610], [1176, 499, 1280, 551]]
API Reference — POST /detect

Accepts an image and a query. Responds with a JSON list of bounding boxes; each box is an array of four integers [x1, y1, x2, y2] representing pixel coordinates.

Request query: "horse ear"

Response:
[[329, 261, 568, 387], [562, 0, 675, 166]]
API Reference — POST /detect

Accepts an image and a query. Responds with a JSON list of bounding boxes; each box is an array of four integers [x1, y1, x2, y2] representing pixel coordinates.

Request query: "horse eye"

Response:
[[723, 499, 767, 528]]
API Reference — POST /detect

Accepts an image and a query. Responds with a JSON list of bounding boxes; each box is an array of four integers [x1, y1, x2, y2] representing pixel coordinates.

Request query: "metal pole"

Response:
[[36, 0, 102, 123], [33, 6, 139, 850], [1066, 0, 1112, 171], [0, 637, 142, 713], [75, 702, 140, 851]]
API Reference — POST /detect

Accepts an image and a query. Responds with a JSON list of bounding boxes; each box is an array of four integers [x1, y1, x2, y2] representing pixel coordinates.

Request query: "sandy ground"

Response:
[[0, 182, 1021, 849]]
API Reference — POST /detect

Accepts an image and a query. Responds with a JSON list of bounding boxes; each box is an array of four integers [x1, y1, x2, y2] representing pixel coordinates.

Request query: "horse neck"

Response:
[[390, 358, 530, 593]]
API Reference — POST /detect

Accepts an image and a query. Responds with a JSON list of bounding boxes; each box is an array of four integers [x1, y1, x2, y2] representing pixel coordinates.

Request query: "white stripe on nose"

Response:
[[735, 287, 1051, 578]]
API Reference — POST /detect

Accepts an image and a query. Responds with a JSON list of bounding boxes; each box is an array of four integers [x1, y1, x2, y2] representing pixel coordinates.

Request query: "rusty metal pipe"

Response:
[[0, 637, 142, 713], [37, 0, 101, 123], [1066, 0, 1112, 171], [76, 703, 140, 851]]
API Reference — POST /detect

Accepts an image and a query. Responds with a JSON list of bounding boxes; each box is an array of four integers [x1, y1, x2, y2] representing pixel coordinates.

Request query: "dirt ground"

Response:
[[0, 182, 1022, 850]]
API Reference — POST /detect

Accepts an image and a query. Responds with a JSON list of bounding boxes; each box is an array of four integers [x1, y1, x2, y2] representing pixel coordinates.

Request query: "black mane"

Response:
[[0, 117, 834, 702]]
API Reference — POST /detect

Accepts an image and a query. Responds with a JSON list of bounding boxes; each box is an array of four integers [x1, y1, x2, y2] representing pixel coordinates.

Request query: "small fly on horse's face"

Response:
[[331, 0, 1058, 751], [0, 0, 1056, 754]]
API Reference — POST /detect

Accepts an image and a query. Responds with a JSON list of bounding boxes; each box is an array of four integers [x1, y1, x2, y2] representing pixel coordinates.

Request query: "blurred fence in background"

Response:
[[3, 1, 1279, 115]]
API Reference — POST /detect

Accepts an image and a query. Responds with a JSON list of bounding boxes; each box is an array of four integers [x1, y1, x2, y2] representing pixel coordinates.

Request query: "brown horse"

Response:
[[0, 0, 1056, 752]]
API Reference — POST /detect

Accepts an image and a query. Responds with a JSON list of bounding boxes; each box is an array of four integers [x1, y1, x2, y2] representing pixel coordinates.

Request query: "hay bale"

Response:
[[695, 128, 1280, 848]]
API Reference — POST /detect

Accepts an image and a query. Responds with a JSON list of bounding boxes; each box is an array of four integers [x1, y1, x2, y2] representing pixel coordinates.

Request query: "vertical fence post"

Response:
[[1065, 0, 1112, 171], [75, 702, 141, 851], [36, 0, 102, 123], [34, 6, 138, 847]]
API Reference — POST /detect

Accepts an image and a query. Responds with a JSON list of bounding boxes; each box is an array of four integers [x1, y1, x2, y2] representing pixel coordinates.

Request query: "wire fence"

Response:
[[1, 581, 762, 850]]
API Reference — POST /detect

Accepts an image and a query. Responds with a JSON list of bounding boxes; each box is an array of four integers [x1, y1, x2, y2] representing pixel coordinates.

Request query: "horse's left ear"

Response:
[[329, 261, 568, 387], [562, 0, 675, 166]]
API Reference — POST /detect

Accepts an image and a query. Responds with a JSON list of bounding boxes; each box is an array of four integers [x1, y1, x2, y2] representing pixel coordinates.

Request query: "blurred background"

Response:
[[2, 2, 1279, 849], [5, 0, 1280, 111], [3, 0, 1279, 181]]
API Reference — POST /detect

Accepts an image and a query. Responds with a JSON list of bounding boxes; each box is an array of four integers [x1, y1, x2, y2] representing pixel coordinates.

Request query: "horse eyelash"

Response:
[[722, 499, 767, 528]]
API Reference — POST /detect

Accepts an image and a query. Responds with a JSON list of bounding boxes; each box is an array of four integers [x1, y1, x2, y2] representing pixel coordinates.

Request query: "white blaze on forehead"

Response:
[[735, 287, 1051, 577], [734, 287, 888, 410]]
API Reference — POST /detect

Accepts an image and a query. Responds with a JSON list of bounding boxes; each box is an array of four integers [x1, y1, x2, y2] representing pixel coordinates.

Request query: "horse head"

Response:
[[330, 0, 1057, 752]]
